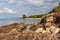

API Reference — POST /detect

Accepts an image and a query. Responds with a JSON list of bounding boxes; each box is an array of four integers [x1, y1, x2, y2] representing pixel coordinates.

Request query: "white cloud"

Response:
[[27, 0, 44, 5], [8, 0, 15, 3], [8, 0, 24, 6], [0, 10, 3, 13], [4, 7, 17, 13], [16, 1, 24, 6]]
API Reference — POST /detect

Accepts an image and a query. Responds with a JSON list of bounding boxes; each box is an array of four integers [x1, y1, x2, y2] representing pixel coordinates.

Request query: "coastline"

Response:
[[24, 18, 41, 20], [0, 18, 40, 26], [0, 12, 60, 40], [0, 3, 59, 40]]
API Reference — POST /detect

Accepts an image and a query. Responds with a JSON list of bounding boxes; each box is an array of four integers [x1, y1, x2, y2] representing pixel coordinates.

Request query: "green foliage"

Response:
[[55, 8, 60, 11], [22, 15, 27, 19], [59, 2, 60, 5], [28, 14, 47, 18], [22, 13, 49, 18]]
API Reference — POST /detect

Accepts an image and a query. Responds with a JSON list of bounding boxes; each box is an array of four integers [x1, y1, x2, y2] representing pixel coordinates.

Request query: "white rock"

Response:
[[50, 26, 60, 34], [42, 30, 47, 33], [35, 28, 43, 33], [46, 28, 51, 33]]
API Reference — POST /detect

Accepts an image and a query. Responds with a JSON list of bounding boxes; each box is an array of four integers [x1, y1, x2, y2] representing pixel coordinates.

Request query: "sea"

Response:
[[0, 18, 40, 26]]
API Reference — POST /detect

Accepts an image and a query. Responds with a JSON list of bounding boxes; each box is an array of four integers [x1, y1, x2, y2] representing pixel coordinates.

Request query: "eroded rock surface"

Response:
[[0, 12, 60, 40]]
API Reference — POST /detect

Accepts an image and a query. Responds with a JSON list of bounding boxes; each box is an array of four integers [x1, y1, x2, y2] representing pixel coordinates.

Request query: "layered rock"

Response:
[[0, 31, 58, 40], [0, 12, 60, 40], [37, 12, 60, 33]]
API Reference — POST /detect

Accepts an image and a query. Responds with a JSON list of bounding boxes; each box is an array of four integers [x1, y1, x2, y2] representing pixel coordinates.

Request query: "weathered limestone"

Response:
[[38, 12, 60, 34], [35, 28, 47, 33], [46, 28, 51, 33], [16, 23, 27, 32], [8, 29, 19, 35], [46, 16, 56, 22], [0, 12, 59, 40], [35, 28, 43, 33], [50, 26, 60, 34], [45, 22, 52, 27]]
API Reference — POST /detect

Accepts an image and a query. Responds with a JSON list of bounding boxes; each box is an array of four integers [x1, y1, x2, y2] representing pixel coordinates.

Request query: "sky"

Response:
[[0, 0, 59, 18]]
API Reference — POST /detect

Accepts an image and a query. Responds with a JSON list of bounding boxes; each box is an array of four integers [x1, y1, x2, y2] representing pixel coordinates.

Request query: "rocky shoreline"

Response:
[[0, 12, 60, 40]]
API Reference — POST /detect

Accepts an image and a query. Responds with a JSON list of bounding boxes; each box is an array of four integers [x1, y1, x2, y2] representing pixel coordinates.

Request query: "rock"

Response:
[[0, 12, 60, 40], [30, 23, 41, 31], [8, 29, 19, 35], [42, 30, 47, 33], [23, 26, 31, 32], [45, 22, 52, 27], [41, 12, 60, 26], [35, 28, 43, 33], [16, 23, 27, 32], [46, 16, 56, 22], [46, 28, 51, 33], [46, 25, 60, 34], [0, 23, 18, 33], [50, 26, 60, 34], [35, 28, 47, 33]]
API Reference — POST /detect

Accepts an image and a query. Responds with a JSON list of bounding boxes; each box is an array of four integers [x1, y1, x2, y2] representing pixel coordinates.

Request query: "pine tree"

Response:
[[59, 2, 60, 5]]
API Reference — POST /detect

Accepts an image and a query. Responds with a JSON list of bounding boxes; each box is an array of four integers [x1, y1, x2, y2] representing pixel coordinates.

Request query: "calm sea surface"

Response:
[[0, 18, 40, 26]]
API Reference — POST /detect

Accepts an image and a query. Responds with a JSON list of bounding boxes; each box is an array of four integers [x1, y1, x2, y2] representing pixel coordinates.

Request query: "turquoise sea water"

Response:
[[0, 18, 40, 26]]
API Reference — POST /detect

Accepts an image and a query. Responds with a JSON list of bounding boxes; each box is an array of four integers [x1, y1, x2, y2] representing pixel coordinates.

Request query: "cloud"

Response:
[[16, 1, 24, 6], [8, 0, 24, 6], [0, 10, 3, 13], [4, 7, 17, 13], [8, 0, 15, 3], [58, 0, 60, 3], [0, 0, 59, 17], [27, 0, 44, 5]]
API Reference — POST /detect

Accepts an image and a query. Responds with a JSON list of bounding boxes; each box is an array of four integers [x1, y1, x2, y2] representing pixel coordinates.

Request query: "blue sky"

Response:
[[0, 0, 59, 17]]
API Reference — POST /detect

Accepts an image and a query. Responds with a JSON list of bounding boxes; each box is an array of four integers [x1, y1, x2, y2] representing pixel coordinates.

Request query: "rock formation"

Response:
[[0, 12, 60, 40], [38, 12, 60, 34]]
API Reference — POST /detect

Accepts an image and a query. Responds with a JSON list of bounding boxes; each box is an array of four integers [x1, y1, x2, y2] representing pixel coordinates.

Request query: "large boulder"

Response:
[[38, 12, 60, 33]]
